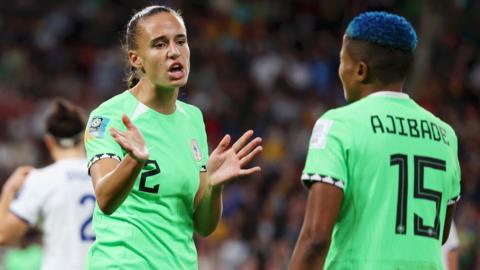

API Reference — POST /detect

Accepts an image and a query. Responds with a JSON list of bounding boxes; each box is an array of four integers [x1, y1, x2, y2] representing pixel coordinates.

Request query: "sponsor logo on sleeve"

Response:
[[310, 119, 333, 149]]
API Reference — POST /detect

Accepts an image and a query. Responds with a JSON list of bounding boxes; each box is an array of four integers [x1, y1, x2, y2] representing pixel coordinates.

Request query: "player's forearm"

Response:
[[94, 155, 145, 215], [289, 232, 330, 270], [193, 184, 223, 237], [0, 186, 17, 244]]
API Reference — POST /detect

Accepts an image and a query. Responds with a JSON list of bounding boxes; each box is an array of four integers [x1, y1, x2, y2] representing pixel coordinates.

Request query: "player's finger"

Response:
[[231, 130, 254, 153], [112, 133, 132, 150], [121, 115, 137, 131], [237, 137, 262, 159], [212, 134, 231, 154], [110, 128, 127, 141], [240, 166, 261, 176], [110, 127, 122, 137], [240, 146, 263, 166]]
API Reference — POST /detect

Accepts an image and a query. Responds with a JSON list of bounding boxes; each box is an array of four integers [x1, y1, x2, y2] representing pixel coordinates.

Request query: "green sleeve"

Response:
[[301, 110, 351, 191], [84, 107, 125, 173]]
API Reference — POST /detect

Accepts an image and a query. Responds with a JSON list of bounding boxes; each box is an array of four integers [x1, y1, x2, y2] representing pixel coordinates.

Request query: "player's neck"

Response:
[[131, 80, 178, 115], [51, 147, 85, 162], [358, 81, 404, 99]]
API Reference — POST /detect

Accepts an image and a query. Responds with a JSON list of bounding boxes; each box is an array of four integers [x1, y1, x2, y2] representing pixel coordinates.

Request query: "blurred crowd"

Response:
[[0, 0, 479, 269]]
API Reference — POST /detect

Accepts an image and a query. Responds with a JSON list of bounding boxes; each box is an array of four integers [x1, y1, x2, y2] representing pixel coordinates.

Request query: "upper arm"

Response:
[[0, 211, 29, 245], [303, 182, 343, 240], [302, 113, 350, 191], [3, 175, 42, 245], [442, 204, 456, 245], [85, 110, 124, 176], [300, 112, 348, 240], [89, 158, 121, 191], [193, 107, 209, 209], [194, 172, 207, 210]]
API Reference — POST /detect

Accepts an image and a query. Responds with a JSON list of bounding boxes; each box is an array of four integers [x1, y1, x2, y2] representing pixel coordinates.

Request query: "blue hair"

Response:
[[346, 11, 417, 52]]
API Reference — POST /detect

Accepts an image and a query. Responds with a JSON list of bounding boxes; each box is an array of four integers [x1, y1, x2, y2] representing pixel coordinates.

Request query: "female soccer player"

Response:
[[290, 11, 460, 269], [0, 99, 94, 270], [84, 5, 262, 269]]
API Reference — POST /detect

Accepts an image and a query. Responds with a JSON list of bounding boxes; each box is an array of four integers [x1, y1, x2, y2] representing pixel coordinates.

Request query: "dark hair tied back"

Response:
[[46, 98, 85, 147]]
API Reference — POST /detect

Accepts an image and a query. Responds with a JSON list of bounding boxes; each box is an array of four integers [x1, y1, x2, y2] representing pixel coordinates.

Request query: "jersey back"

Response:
[[302, 92, 461, 269], [10, 159, 95, 270]]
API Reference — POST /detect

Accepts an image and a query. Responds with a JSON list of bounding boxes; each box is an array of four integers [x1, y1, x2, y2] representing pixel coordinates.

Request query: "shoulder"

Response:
[[176, 100, 204, 121], [22, 164, 59, 189], [412, 101, 458, 140], [90, 91, 132, 117], [320, 102, 360, 123]]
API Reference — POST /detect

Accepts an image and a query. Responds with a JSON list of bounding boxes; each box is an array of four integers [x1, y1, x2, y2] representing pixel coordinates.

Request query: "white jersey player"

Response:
[[0, 99, 94, 270]]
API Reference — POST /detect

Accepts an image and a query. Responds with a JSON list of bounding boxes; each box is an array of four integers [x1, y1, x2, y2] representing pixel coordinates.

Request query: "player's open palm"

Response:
[[207, 130, 262, 186], [110, 115, 149, 162]]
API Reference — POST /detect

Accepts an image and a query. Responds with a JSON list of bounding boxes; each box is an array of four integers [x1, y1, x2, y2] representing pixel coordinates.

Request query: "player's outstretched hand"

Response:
[[206, 130, 262, 187], [110, 115, 149, 162], [4, 166, 33, 192]]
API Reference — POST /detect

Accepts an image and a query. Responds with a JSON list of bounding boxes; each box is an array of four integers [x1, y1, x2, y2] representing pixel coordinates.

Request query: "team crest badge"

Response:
[[87, 116, 110, 140], [191, 139, 202, 162]]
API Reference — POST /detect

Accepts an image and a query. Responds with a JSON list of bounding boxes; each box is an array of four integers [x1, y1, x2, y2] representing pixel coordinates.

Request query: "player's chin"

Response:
[[168, 78, 188, 88]]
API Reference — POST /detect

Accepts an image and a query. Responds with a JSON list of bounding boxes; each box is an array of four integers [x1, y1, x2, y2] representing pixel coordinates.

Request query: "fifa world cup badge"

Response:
[[88, 116, 110, 139], [191, 139, 202, 162]]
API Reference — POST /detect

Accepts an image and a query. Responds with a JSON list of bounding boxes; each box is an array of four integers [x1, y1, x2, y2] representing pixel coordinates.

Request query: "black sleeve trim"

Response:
[[87, 153, 122, 174], [200, 165, 207, 173], [301, 173, 345, 190]]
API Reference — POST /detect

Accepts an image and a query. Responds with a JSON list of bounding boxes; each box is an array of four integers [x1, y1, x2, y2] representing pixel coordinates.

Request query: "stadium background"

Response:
[[0, 0, 479, 269]]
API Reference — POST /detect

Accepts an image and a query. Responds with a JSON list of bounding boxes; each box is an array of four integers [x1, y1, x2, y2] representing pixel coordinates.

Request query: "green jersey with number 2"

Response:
[[84, 91, 208, 269]]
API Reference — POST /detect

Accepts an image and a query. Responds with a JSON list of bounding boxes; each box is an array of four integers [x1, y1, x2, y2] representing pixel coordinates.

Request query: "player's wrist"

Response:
[[125, 153, 148, 167], [205, 173, 224, 192]]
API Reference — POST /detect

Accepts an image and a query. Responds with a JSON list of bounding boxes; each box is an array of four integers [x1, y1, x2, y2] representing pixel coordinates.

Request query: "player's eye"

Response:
[[153, 42, 167, 49], [176, 39, 187, 46]]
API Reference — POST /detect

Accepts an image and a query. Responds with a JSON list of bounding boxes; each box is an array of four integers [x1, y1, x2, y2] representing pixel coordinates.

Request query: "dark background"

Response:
[[0, 0, 479, 269]]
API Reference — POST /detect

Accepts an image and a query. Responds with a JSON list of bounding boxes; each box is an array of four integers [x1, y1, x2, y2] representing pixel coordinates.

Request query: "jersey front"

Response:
[[84, 91, 208, 269], [10, 158, 95, 270], [302, 92, 461, 269]]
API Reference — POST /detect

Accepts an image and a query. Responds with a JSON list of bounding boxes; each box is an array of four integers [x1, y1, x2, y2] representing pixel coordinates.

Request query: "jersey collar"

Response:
[[369, 91, 410, 99]]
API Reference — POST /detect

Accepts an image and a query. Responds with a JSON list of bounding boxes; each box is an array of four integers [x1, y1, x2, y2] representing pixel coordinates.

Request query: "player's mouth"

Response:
[[167, 62, 185, 80]]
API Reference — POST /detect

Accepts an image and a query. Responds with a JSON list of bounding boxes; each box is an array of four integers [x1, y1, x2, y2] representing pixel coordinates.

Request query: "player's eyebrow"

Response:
[[150, 34, 187, 46]]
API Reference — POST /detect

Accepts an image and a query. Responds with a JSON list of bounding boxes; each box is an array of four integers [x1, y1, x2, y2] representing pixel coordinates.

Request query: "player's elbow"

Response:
[[302, 227, 332, 258], [303, 236, 331, 265], [195, 223, 216, 237], [96, 197, 117, 215]]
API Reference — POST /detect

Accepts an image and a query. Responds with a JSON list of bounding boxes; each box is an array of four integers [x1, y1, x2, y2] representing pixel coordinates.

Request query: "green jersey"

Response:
[[84, 91, 208, 269], [302, 92, 461, 270]]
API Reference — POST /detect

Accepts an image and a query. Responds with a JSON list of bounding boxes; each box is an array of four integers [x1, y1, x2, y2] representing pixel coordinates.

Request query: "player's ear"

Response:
[[128, 50, 142, 69], [356, 61, 368, 83]]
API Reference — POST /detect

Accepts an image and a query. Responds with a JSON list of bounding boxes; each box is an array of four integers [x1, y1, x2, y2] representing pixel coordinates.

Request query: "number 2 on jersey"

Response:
[[390, 154, 446, 239], [80, 194, 96, 241], [139, 160, 160, 193]]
